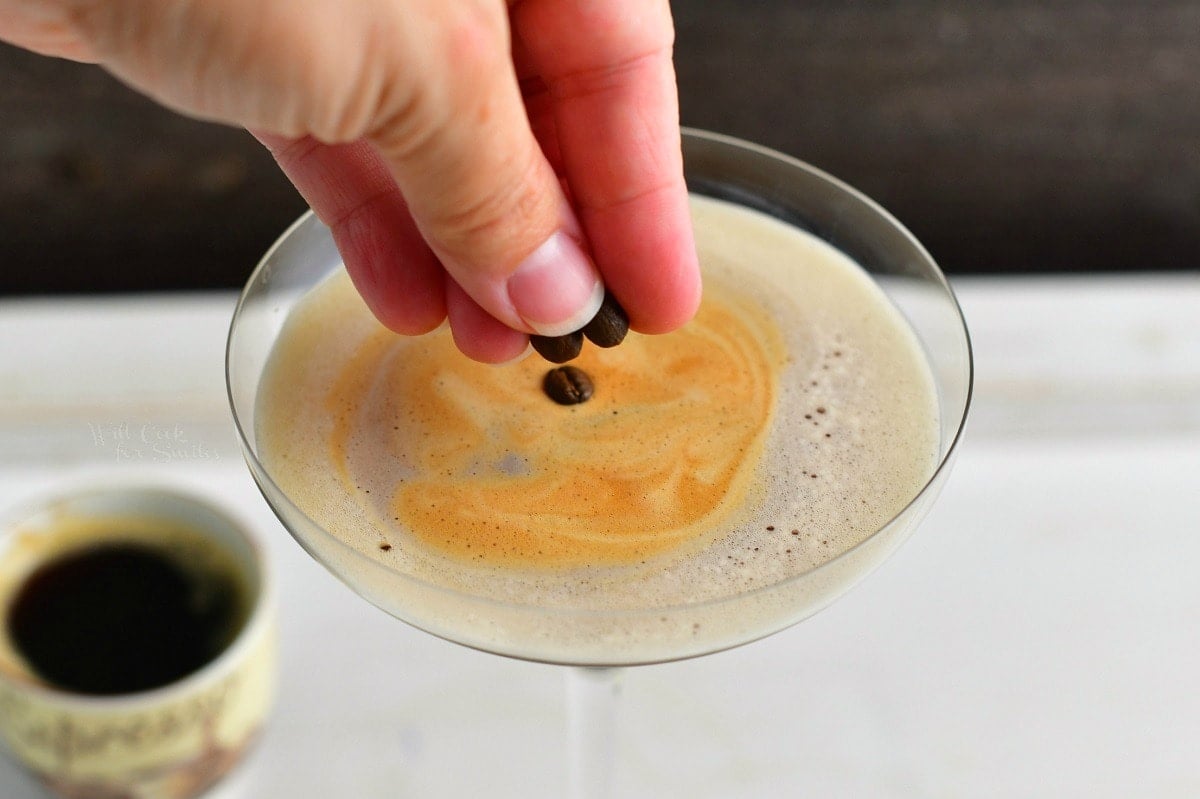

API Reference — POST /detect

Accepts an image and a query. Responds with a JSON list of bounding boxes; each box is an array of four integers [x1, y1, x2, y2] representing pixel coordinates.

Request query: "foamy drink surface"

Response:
[[256, 196, 939, 614]]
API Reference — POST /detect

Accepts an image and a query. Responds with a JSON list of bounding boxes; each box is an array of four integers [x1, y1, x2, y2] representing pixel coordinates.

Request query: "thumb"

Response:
[[15, 0, 602, 339], [368, 5, 603, 337]]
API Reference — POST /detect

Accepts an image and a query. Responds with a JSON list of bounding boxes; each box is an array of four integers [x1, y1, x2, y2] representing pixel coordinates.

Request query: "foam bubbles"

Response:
[[254, 196, 940, 651]]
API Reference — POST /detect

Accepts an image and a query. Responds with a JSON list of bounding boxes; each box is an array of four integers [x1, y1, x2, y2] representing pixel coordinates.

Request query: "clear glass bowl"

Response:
[[226, 129, 972, 666]]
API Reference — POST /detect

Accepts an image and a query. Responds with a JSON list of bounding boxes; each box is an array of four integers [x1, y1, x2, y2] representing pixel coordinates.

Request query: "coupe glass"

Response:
[[227, 129, 972, 797]]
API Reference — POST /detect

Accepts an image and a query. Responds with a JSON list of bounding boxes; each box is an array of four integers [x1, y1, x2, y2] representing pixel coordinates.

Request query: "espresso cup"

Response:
[[0, 486, 276, 799]]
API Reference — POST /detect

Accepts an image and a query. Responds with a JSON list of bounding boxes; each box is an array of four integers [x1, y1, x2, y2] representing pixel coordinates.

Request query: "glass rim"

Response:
[[225, 129, 974, 631]]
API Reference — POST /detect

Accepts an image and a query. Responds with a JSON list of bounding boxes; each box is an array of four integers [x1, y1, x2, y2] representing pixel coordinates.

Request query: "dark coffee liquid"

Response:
[[6, 542, 245, 695]]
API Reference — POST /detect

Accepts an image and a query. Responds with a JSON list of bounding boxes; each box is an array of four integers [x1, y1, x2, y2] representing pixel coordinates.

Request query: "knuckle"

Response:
[[367, 2, 510, 155], [433, 149, 556, 270]]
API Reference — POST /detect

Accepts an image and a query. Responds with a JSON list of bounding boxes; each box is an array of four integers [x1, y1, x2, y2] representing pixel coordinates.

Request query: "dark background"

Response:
[[2, 1, 1198, 295]]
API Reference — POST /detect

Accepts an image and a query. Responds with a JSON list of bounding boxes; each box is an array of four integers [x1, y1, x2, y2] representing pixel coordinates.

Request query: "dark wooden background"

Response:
[[2, 1, 1198, 295]]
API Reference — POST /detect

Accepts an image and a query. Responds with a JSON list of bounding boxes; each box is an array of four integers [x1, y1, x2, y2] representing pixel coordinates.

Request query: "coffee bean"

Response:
[[543, 366, 594, 405], [582, 291, 629, 348], [531, 330, 584, 363]]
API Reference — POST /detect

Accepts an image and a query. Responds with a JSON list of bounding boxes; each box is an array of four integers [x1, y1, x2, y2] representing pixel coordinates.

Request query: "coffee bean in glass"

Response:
[[543, 366, 594, 405], [531, 330, 584, 363], [582, 291, 629, 348]]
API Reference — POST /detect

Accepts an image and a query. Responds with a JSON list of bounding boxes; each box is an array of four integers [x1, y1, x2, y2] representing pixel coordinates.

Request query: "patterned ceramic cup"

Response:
[[0, 486, 276, 799]]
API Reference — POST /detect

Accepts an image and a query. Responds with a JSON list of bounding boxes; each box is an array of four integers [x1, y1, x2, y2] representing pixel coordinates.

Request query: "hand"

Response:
[[1, 0, 701, 362]]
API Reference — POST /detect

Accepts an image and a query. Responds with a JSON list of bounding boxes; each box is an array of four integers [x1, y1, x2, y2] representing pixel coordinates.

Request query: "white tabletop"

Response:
[[1, 274, 1198, 798]]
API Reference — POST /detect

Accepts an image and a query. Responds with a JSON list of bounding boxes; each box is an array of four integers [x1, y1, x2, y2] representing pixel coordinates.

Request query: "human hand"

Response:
[[1, 0, 701, 362]]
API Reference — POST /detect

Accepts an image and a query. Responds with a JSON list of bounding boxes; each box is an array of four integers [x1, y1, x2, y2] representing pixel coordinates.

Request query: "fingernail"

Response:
[[506, 232, 604, 337]]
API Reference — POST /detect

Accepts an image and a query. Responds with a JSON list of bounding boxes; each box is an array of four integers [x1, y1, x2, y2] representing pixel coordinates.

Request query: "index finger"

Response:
[[512, 0, 700, 335]]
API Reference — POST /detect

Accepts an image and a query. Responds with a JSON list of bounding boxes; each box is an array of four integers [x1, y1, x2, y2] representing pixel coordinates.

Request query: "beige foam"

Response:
[[256, 196, 939, 617]]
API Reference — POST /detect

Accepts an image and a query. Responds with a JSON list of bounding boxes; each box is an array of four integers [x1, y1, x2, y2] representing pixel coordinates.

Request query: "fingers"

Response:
[[11, 0, 696, 359], [511, 36, 563, 177], [255, 133, 448, 336], [257, 131, 541, 365], [444, 277, 531, 364], [366, 2, 604, 338], [512, 0, 701, 335], [70, 0, 605, 355]]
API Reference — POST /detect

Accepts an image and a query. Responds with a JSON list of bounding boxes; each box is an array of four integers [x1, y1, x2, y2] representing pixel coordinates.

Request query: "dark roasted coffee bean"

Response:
[[531, 330, 584, 363], [543, 366, 594, 405], [582, 291, 629, 348]]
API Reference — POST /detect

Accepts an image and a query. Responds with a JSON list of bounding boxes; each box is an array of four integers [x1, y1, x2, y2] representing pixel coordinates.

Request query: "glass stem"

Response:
[[566, 666, 622, 799]]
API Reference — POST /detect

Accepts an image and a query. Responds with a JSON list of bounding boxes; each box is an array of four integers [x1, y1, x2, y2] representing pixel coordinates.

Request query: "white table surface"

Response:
[[0, 274, 1197, 798]]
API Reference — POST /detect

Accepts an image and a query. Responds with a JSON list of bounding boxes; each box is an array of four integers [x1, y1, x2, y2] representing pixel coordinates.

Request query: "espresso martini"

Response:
[[253, 195, 940, 660]]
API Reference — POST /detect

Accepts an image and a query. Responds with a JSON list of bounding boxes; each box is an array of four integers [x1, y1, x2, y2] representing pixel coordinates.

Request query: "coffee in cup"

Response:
[[0, 486, 276, 799]]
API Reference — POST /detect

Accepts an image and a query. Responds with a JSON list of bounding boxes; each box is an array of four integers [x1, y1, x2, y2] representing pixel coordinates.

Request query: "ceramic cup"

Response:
[[0, 486, 276, 799]]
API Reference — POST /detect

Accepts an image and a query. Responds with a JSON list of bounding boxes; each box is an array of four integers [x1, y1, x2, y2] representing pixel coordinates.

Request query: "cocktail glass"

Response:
[[226, 129, 973, 797]]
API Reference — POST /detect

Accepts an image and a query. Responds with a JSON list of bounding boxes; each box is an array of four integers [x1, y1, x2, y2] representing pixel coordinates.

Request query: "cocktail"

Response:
[[226, 130, 972, 796]]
